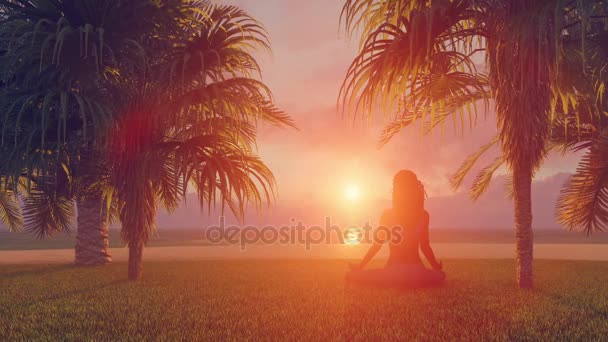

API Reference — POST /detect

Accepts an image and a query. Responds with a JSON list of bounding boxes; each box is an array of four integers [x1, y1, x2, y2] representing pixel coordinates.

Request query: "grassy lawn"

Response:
[[1, 259, 607, 340]]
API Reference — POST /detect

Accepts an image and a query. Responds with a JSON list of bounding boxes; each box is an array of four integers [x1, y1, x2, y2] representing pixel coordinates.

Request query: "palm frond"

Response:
[[556, 131, 608, 234], [157, 4, 270, 91], [22, 184, 75, 238], [188, 151, 275, 221], [168, 77, 295, 129], [449, 135, 499, 191], [469, 156, 506, 201], [0, 185, 23, 232], [340, 0, 490, 146]]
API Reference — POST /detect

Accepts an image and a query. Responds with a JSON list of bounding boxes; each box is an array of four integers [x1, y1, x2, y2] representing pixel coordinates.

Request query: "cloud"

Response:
[[426, 173, 571, 229]]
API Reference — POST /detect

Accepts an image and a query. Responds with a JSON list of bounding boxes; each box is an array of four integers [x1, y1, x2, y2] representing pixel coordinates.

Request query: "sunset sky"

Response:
[[159, 0, 584, 230]]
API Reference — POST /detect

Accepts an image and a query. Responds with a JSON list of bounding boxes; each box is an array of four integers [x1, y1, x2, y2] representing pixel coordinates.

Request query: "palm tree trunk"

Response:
[[128, 240, 144, 280], [513, 163, 533, 288], [75, 195, 112, 265]]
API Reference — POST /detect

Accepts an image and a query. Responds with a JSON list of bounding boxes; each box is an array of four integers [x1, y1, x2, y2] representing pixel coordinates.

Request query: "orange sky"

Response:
[[163, 0, 584, 230]]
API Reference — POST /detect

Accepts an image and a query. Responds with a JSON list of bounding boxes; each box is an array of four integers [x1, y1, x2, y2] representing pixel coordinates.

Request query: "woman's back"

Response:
[[381, 208, 428, 266]]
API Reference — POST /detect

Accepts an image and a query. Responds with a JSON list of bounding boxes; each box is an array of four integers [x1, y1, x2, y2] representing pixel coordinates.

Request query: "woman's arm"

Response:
[[419, 211, 442, 270], [352, 242, 382, 270], [350, 211, 389, 270]]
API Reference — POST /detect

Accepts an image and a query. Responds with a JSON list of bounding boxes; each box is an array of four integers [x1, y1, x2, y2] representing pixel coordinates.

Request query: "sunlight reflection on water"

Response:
[[344, 226, 362, 245]]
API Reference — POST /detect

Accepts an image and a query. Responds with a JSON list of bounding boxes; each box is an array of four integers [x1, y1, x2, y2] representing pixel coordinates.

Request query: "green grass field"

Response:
[[1, 259, 607, 340]]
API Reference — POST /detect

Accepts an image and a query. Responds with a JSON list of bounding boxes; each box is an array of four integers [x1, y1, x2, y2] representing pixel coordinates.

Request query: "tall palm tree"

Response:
[[340, 0, 607, 287], [103, 4, 293, 279], [451, 27, 608, 234]]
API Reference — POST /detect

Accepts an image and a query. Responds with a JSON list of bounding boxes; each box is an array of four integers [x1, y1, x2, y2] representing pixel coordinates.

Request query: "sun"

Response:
[[344, 184, 361, 201]]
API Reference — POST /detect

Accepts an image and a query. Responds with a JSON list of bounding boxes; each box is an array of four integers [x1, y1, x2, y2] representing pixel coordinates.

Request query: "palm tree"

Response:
[[0, 0, 190, 264], [340, 0, 607, 287], [103, 5, 293, 279], [451, 26, 608, 234]]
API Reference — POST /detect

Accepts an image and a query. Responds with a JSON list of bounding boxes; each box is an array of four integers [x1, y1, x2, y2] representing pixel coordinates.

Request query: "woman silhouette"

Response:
[[346, 170, 445, 288]]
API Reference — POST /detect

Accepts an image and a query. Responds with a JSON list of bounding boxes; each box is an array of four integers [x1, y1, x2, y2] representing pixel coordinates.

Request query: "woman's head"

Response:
[[392, 170, 425, 214]]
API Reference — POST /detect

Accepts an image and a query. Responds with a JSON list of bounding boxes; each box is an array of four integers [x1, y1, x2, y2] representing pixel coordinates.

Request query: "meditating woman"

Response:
[[346, 170, 445, 288]]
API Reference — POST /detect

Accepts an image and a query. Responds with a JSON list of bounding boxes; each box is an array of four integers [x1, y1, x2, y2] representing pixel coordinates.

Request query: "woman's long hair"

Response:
[[392, 170, 426, 225]]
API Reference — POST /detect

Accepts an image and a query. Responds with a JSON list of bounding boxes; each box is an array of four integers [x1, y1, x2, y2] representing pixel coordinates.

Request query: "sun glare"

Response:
[[344, 184, 361, 201]]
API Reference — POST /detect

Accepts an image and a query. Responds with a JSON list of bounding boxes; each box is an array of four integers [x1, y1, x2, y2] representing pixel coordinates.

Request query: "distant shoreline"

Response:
[[0, 228, 606, 251]]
